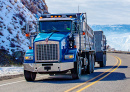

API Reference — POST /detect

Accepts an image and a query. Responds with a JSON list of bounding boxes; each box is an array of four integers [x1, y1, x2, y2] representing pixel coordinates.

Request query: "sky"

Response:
[[45, 0, 130, 25]]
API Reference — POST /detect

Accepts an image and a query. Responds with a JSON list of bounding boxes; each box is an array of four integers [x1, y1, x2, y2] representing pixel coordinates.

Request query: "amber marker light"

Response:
[[39, 17, 42, 19], [25, 56, 29, 59], [25, 33, 30, 37], [54, 16, 57, 18], [51, 16, 53, 18], [58, 16, 61, 18], [69, 16, 72, 18], [69, 55, 73, 58]]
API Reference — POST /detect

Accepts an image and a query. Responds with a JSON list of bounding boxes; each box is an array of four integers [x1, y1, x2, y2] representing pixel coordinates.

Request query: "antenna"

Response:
[[78, 5, 79, 13]]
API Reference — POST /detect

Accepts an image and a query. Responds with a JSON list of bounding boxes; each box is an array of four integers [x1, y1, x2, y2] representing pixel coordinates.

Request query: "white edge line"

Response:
[[0, 80, 25, 87], [0, 75, 48, 87]]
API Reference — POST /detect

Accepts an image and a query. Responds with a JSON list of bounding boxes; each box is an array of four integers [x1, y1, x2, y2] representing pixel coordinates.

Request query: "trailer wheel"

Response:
[[100, 62, 103, 67], [86, 54, 92, 74], [91, 54, 95, 73], [24, 70, 36, 81], [100, 54, 106, 67], [71, 57, 81, 79], [103, 54, 106, 67]]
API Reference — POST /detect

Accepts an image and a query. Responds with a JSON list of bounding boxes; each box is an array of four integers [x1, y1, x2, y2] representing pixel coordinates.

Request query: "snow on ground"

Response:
[[0, 67, 23, 77]]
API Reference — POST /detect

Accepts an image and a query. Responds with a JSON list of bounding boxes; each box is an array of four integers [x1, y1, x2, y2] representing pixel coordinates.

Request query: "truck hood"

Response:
[[34, 32, 70, 42]]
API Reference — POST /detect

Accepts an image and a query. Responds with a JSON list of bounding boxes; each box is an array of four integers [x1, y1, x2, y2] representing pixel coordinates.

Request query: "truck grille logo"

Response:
[[45, 38, 48, 44]]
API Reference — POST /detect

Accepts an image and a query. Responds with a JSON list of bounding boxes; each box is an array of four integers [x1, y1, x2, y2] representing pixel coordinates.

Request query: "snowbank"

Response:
[[0, 67, 23, 77]]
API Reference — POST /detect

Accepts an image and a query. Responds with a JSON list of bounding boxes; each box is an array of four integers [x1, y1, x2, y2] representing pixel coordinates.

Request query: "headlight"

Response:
[[25, 56, 33, 60], [65, 54, 74, 59]]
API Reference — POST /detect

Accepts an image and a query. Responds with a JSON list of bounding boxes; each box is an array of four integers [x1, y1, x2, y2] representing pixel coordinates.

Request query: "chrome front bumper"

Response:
[[23, 62, 74, 73]]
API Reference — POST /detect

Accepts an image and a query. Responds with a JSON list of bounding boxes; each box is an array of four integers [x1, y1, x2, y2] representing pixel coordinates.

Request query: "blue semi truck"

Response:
[[24, 13, 106, 81]]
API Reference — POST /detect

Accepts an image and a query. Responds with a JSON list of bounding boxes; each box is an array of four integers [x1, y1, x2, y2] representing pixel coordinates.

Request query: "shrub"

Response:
[[14, 13, 26, 22], [13, 16, 17, 20], [10, 42, 15, 47], [14, 0, 17, 3], [0, 32, 3, 36], [20, 21, 23, 25], [7, 27, 13, 34]]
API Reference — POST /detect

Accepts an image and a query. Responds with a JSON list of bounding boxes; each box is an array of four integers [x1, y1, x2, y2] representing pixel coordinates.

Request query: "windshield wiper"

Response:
[[51, 30, 60, 32]]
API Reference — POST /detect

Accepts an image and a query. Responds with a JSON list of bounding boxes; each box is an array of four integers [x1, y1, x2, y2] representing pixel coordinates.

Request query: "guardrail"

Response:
[[107, 51, 130, 54]]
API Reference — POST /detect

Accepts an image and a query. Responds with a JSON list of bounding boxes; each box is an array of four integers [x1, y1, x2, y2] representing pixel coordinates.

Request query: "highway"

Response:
[[0, 53, 130, 92]]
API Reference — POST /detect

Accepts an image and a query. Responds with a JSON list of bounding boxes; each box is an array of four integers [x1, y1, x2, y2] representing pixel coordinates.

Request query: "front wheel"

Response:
[[71, 57, 81, 79], [24, 70, 36, 81]]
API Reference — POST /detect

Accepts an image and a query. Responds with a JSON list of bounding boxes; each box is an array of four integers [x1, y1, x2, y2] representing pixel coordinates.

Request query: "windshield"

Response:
[[39, 21, 71, 32]]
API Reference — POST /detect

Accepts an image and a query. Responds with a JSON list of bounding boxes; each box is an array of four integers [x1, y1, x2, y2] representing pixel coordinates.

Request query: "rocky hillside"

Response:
[[21, 0, 48, 17], [0, 0, 48, 66]]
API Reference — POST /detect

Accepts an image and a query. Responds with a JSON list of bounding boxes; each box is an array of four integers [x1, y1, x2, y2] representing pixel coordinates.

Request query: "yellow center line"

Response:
[[76, 56, 122, 92], [64, 55, 119, 92]]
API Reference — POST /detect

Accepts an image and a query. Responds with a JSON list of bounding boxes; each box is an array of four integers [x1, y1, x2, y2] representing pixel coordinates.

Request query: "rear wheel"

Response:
[[82, 58, 87, 74], [100, 54, 106, 67], [24, 70, 36, 81], [71, 57, 81, 79], [103, 54, 106, 67], [100, 61, 103, 67], [86, 54, 92, 74], [91, 54, 95, 73]]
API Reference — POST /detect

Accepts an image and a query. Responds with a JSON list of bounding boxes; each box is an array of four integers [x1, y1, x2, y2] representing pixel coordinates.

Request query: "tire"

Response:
[[91, 54, 95, 73], [86, 54, 92, 74], [24, 70, 36, 81], [49, 74, 54, 76], [100, 54, 106, 67], [100, 61, 103, 67], [82, 58, 87, 74], [71, 57, 81, 79], [103, 54, 106, 67]]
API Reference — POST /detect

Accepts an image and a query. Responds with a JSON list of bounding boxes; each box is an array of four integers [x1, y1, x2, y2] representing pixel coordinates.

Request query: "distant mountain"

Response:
[[90, 24, 130, 51], [91, 24, 130, 33]]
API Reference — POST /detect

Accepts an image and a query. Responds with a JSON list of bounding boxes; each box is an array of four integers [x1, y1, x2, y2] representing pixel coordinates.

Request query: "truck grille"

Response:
[[35, 41, 59, 62]]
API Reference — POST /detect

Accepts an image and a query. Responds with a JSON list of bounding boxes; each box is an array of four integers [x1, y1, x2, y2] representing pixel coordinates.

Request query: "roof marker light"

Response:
[[39, 17, 42, 19], [51, 16, 53, 18], [54, 16, 57, 18], [58, 16, 61, 18], [69, 16, 72, 18]]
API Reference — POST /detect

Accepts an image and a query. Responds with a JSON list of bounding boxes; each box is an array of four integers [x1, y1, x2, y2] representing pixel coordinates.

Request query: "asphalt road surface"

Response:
[[0, 53, 130, 92]]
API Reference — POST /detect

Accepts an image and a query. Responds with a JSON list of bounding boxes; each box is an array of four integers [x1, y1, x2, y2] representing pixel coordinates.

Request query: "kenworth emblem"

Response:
[[45, 38, 48, 44]]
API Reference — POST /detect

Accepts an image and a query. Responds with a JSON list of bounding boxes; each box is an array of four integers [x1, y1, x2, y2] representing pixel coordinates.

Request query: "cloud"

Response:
[[46, 0, 130, 25]]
